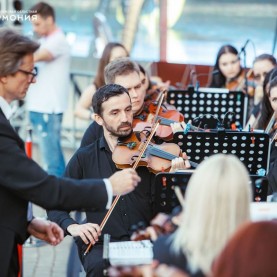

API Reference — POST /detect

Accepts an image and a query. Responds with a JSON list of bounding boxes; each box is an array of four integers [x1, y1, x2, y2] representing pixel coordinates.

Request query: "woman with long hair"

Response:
[[257, 68, 277, 194], [74, 42, 129, 120], [209, 45, 243, 90], [257, 68, 277, 130], [153, 154, 251, 276]]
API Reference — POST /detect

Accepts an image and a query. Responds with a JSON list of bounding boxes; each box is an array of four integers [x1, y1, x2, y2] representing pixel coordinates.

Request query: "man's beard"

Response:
[[104, 121, 132, 137]]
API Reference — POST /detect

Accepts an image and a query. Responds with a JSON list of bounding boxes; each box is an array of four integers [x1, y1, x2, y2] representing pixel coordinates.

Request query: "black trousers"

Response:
[[0, 229, 19, 277], [77, 240, 109, 277]]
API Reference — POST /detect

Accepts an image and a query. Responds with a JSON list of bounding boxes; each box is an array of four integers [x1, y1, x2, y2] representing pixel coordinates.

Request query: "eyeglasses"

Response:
[[17, 67, 38, 82]]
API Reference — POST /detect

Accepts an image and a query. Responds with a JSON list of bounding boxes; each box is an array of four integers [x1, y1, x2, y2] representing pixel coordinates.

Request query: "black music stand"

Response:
[[154, 172, 268, 214], [173, 130, 270, 176], [167, 88, 248, 129]]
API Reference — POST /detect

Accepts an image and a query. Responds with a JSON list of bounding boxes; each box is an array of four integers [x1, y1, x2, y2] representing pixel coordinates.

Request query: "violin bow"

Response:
[[152, 90, 167, 124], [84, 122, 160, 256], [265, 111, 276, 134], [270, 130, 277, 148], [174, 186, 185, 207]]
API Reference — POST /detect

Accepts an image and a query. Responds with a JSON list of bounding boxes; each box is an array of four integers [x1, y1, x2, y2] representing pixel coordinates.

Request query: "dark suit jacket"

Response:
[[0, 109, 108, 275]]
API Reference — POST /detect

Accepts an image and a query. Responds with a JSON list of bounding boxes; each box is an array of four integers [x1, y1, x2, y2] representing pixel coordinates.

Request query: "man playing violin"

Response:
[[48, 84, 189, 276], [80, 57, 183, 147]]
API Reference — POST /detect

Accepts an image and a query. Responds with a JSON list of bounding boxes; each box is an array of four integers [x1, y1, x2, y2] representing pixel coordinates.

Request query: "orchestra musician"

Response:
[[246, 54, 277, 128], [209, 44, 255, 119], [74, 42, 129, 120], [209, 45, 253, 93], [257, 68, 277, 194], [212, 221, 277, 277], [257, 68, 277, 131], [80, 57, 183, 147], [153, 154, 251, 277], [48, 84, 189, 276]]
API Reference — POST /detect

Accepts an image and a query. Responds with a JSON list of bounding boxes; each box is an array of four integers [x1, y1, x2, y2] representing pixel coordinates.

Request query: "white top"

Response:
[[26, 29, 70, 114]]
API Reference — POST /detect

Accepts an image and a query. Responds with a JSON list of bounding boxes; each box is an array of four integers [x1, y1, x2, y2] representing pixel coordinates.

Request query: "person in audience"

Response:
[[153, 154, 251, 277], [27, 2, 70, 177], [212, 220, 277, 277], [74, 42, 129, 120]]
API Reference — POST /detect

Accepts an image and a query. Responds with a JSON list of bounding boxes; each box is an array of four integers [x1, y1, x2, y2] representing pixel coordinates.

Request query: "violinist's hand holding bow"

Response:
[[170, 152, 191, 173], [67, 223, 101, 245]]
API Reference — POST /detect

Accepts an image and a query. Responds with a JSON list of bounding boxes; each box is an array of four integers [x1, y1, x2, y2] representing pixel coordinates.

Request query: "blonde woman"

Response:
[[153, 154, 251, 276]]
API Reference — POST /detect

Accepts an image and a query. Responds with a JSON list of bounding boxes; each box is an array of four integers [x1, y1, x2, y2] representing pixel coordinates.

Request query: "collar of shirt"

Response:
[[0, 96, 13, 120], [99, 136, 113, 153]]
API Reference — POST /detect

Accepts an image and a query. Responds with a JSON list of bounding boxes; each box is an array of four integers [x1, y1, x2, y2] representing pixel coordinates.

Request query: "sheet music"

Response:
[[108, 240, 153, 266]]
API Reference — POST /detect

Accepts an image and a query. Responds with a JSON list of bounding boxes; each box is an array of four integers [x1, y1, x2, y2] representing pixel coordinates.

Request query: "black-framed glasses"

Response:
[[17, 67, 38, 82]]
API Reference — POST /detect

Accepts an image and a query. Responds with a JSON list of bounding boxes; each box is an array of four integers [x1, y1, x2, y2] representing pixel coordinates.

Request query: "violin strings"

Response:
[[148, 146, 178, 161], [84, 122, 160, 256], [148, 145, 199, 168]]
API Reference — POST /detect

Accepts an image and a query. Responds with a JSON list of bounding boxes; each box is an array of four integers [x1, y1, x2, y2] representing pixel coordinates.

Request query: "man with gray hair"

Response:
[[0, 29, 139, 276]]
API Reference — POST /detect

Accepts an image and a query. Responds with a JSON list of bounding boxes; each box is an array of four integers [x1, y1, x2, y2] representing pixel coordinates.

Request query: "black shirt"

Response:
[[48, 136, 155, 242], [80, 121, 103, 147], [153, 234, 205, 277], [267, 144, 277, 195]]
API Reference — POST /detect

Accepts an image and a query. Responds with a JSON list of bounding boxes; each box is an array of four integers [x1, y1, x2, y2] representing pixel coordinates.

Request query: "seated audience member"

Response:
[[153, 154, 251, 277], [74, 42, 129, 120], [212, 220, 277, 277]]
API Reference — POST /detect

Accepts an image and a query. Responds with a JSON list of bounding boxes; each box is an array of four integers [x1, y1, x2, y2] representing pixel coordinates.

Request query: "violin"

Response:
[[84, 123, 161, 256], [226, 69, 255, 97], [144, 87, 162, 105], [133, 99, 184, 141], [112, 130, 185, 173], [130, 210, 180, 242]]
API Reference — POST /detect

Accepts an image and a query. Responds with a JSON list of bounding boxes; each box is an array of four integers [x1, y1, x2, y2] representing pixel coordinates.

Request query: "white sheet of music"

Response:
[[108, 240, 153, 266]]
